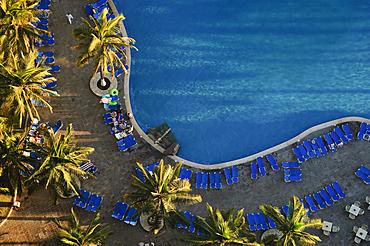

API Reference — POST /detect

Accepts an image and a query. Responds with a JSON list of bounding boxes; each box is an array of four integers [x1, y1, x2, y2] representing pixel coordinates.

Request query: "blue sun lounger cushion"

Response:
[[85, 5, 95, 19], [91, 0, 107, 9], [215, 172, 222, 189], [201, 173, 208, 189], [78, 190, 91, 209], [292, 147, 305, 163], [284, 174, 301, 182], [109, 103, 121, 110], [267, 216, 276, 228], [310, 139, 321, 157], [103, 112, 113, 119], [73, 189, 86, 206], [176, 211, 185, 228], [251, 162, 258, 179], [86, 194, 97, 212], [299, 199, 311, 216], [334, 126, 349, 144], [124, 207, 136, 224], [43, 66, 60, 72], [123, 135, 137, 148], [35, 12, 49, 18], [320, 189, 334, 206], [324, 185, 339, 202], [303, 140, 315, 158], [182, 211, 191, 229], [209, 172, 215, 189], [179, 168, 192, 181], [116, 139, 124, 146], [305, 195, 318, 212], [130, 210, 140, 226], [104, 118, 113, 124], [358, 122, 367, 140], [52, 120, 63, 134], [40, 0, 50, 6], [256, 157, 266, 176], [298, 145, 310, 160], [316, 137, 328, 156], [196, 172, 202, 189], [118, 145, 127, 151], [232, 166, 239, 183], [360, 165, 370, 176], [117, 202, 129, 220], [330, 131, 343, 147], [188, 215, 196, 233], [253, 213, 262, 230], [224, 168, 233, 185], [324, 134, 337, 152], [313, 192, 326, 209], [37, 18, 48, 25], [281, 162, 300, 169], [258, 213, 269, 230], [342, 124, 354, 140], [112, 201, 123, 218], [266, 154, 279, 170], [284, 169, 301, 176], [355, 169, 370, 184], [247, 214, 256, 231], [40, 81, 56, 89], [136, 168, 145, 182], [36, 24, 48, 30]]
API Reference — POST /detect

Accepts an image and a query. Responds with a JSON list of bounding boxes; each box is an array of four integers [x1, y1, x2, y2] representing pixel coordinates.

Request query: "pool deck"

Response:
[[1, 1, 370, 245]]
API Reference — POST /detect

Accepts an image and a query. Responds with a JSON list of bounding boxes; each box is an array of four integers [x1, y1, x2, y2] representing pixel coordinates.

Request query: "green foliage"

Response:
[[124, 160, 202, 234], [52, 207, 113, 246], [259, 196, 323, 246]]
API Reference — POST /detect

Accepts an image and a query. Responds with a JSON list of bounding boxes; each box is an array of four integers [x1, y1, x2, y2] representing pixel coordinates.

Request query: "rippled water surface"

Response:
[[115, 0, 370, 164]]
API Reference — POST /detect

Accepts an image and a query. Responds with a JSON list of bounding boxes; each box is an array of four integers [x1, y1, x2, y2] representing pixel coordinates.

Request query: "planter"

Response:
[[139, 212, 164, 233], [89, 72, 118, 97], [56, 175, 81, 199]]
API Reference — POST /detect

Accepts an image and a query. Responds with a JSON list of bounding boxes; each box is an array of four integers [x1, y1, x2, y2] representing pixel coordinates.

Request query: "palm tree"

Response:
[[24, 123, 94, 205], [72, 8, 137, 86], [180, 203, 260, 246], [259, 196, 322, 246], [0, 0, 49, 58], [124, 160, 202, 234], [0, 123, 32, 196], [52, 207, 113, 246], [0, 50, 57, 125]]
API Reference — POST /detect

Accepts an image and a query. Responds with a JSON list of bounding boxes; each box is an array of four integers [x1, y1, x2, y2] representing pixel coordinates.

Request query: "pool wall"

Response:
[[110, 0, 370, 170]]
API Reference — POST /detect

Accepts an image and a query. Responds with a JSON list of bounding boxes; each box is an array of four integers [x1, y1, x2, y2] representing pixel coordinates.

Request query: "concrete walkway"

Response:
[[1, 1, 370, 246]]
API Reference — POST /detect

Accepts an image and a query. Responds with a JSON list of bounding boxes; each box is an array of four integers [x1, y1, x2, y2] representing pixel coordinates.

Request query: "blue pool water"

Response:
[[115, 0, 370, 164]]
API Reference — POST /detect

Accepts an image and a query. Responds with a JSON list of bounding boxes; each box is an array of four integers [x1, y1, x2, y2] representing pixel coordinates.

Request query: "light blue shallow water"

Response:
[[115, 0, 370, 164]]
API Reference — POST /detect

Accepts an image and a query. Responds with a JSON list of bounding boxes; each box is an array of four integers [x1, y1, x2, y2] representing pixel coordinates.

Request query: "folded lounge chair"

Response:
[[358, 122, 367, 140], [215, 172, 222, 189], [313, 192, 326, 209], [266, 154, 279, 170], [310, 139, 321, 157], [342, 124, 354, 140], [324, 134, 337, 152], [256, 157, 266, 176], [305, 195, 318, 212], [303, 140, 315, 158], [232, 166, 239, 183], [332, 182, 346, 198], [325, 185, 340, 202], [281, 162, 300, 169], [320, 189, 334, 206], [334, 126, 349, 144], [224, 168, 233, 185], [316, 137, 328, 155], [196, 172, 202, 189], [292, 147, 305, 163], [251, 162, 258, 179], [201, 172, 208, 189]]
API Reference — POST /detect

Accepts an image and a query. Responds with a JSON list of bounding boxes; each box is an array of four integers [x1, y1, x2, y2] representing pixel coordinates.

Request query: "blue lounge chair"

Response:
[[43, 66, 60, 72], [40, 81, 56, 89], [85, 5, 96, 19], [267, 216, 276, 228], [36, 24, 48, 30], [35, 40, 46, 46], [196, 172, 202, 189], [43, 51, 54, 58], [232, 166, 238, 183], [118, 145, 127, 151], [124, 135, 137, 149], [247, 214, 256, 231], [305, 195, 318, 212], [116, 139, 124, 146], [86, 194, 97, 211], [316, 137, 328, 155], [124, 207, 136, 224], [40, 0, 50, 6], [330, 131, 343, 147], [117, 203, 129, 220], [310, 139, 321, 157], [179, 168, 190, 181], [42, 89, 59, 97], [258, 213, 269, 230], [38, 5, 49, 10], [325, 185, 340, 202], [35, 12, 49, 18], [78, 190, 91, 209], [292, 147, 305, 163], [334, 126, 349, 144], [281, 162, 300, 169], [109, 103, 121, 110], [130, 209, 140, 226], [114, 68, 125, 77], [358, 122, 367, 140], [36, 58, 54, 64], [266, 154, 279, 170], [360, 165, 370, 176], [104, 118, 113, 124], [303, 140, 315, 158], [29, 152, 41, 159], [284, 174, 302, 182], [182, 211, 191, 229], [282, 205, 290, 217], [365, 125, 370, 140], [110, 95, 119, 102], [188, 215, 196, 233], [31, 99, 48, 107], [324, 134, 337, 152], [299, 199, 311, 216], [215, 172, 222, 189], [256, 157, 266, 176], [313, 192, 326, 209], [209, 172, 215, 189], [342, 124, 354, 140], [332, 182, 346, 198], [253, 213, 263, 230], [251, 162, 258, 179], [37, 18, 48, 25], [103, 112, 113, 119], [224, 168, 233, 185], [283, 169, 301, 176], [320, 189, 334, 206], [52, 120, 63, 134], [298, 145, 310, 160], [201, 172, 208, 189], [112, 201, 123, 218], [73, 189, 86, 206], [91, 0, 107, 9], [176, 211, 185, 228], [107, 14, 115, 21], [355, 169, 370, 184], [136, 168, 145, 182]]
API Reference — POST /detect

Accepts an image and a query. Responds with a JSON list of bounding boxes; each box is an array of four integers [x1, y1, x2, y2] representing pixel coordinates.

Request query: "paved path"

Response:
[[1, 1, 370, 245]]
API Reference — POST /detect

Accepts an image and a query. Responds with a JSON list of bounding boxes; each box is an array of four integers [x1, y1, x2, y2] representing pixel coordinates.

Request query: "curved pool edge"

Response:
[[111, 1, 370, 170]]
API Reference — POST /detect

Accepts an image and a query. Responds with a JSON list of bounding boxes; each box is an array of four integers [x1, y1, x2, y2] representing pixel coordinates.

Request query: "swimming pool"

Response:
[[115, 0, 370, 164]]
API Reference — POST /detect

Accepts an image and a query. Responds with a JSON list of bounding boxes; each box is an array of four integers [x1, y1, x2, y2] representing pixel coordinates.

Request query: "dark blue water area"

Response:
[[115, 0, 370, 164]]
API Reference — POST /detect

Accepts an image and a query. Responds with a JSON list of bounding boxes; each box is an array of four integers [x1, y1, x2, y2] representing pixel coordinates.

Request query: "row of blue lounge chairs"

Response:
[[247, 212, 276, 231], [195, 172, 222, 189], [355, 165, 370, 184], [293, 124, 354, 163], [117, 134, 137, 151], [112, 201, 139, 226], [73, 189, 103, 212], [85, 0, 115, 21], [251, 155, 280, 180]]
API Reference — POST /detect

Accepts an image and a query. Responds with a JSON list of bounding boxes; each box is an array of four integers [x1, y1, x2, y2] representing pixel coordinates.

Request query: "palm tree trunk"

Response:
[[100, 64, 106, 87]]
